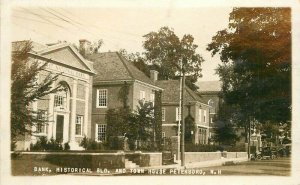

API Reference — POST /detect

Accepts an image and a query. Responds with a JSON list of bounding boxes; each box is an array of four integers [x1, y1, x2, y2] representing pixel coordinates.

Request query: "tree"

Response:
[[213, 124, 239, 146], [143, 27, 204, 90], [120, 27, 205, 91], [11, 41, 63, 148], [207, 8, 291, 141]]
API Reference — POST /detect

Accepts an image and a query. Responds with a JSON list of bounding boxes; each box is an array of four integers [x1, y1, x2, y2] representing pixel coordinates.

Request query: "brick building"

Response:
[[85, 48, 162, 142], [156, 80, 210, 144], [12, 41, 95, 150]]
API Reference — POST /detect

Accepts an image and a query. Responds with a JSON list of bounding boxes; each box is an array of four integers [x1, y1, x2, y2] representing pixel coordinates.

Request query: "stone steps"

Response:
[[125, 158, 140, 168]]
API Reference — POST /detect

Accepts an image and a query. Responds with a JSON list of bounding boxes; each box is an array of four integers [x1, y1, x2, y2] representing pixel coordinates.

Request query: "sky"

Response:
[[11, 6, 233, 81]]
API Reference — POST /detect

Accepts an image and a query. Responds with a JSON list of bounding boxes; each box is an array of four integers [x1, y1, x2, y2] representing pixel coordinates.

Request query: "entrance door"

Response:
[[56, 115, 64, 142]]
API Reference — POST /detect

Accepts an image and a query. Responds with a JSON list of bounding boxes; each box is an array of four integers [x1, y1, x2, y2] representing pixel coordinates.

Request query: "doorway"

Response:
[[56, 115, 64, 142]]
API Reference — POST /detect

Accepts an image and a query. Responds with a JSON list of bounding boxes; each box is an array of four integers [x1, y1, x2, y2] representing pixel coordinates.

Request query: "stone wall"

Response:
[[12, 151, 125, 170], [185, 152, 247, 163], [125, 152, 162, 167]]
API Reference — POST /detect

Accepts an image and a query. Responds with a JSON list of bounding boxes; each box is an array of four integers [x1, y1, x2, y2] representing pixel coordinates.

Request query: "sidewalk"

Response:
[[139, 157, 249, 170]]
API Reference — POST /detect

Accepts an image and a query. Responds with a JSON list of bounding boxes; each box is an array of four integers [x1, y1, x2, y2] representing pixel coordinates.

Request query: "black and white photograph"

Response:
[[1, 0, 299, 185]]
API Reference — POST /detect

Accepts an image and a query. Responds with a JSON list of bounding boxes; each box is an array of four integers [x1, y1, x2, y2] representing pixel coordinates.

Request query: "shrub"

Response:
[[30, 137, 66, 151], [109, 136, 125, 150], [64, 142, 70, 151], [80, 136, 106, 150]]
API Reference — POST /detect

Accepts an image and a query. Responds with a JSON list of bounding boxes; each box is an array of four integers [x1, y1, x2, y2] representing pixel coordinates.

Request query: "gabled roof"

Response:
[[196, 81, 222, 93], [12, 41, 95, 74], [156, 80, 207, 105], [86, 52, 158, 87]]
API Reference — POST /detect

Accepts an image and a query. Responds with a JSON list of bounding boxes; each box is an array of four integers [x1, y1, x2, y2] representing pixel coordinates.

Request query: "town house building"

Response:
[[84, 47, 162, 142], [13, 41, 95, 150], [156, 80, 210, 144]]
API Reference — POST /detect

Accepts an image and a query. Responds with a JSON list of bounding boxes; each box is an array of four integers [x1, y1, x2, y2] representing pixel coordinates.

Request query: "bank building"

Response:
[[13, 41, 95, 150]]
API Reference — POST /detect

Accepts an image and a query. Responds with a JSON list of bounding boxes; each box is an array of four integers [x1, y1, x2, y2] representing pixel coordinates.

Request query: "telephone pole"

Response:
[[180, 70, 185, 167]]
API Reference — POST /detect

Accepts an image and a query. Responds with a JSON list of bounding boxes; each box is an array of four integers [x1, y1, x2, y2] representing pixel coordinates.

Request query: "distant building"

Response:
[[196, 81, 222, 141], [12, 41, 95, 150], [85, 44, 162, 142], [156, 80, 210, 144]]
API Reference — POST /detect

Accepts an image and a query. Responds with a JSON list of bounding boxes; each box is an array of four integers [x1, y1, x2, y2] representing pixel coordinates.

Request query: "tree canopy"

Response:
[[120, 27, 205, 91], [11, 41, 63, 146], [207, 8, 291, 128]]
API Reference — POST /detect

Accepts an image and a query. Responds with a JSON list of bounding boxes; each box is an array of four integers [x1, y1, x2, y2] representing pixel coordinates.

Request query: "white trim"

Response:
[[176, 107, 181, 121], [162, 123, 177, 126], [197, 124, 209, 129], [96, 89, 108, 108], [135, 80, 163, 91], [198, 108, 202, 123], [162, 108, 166, 121]]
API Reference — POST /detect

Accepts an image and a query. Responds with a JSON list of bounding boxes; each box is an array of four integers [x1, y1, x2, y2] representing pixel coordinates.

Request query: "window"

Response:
[[162, 108, 166, 121], [176, 107, 181, 121], [96, 124, 106, 142], [198, 108, 202, 123], [36, 110, 47, 134], [203, 110, 207, 123], [54, 95, 66, 110], [97, 89, 108, 108], [75, 115, 83, 136], [162, 132, 166, 145], [140, 91, 145, 100]]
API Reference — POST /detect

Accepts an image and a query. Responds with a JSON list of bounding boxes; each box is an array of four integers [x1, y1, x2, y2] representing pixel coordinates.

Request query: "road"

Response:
[[199, 157, 291, 176]]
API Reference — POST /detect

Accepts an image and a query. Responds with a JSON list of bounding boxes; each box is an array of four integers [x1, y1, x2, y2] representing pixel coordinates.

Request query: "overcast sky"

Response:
[[11, 6, 233, 81]]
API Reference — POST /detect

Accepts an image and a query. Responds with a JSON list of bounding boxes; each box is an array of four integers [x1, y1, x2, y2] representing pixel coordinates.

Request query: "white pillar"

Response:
[[83, 83, 89, 137], [48, 94, 55, 140], [69, 79, 77, 143]]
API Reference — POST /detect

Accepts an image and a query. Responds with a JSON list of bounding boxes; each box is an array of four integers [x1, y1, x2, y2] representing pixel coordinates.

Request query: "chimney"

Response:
[[150, 70, 159, 82], [79, 39, 92, 56]]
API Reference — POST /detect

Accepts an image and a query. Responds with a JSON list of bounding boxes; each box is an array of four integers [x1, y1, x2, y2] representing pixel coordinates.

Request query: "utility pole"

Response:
[[180, 70, 185, 167], [178, 75, 182, 162]]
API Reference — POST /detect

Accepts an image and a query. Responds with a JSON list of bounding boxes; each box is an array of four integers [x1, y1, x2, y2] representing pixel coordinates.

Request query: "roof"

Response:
[[12, 41, 95, 74], [86, 52, 158, 86], [156, 80, 207, 105], [196, 81, 222, 92]]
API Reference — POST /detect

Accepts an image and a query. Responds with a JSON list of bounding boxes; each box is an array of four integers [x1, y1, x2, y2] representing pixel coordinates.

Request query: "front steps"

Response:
[[125, 158, 140, 168]]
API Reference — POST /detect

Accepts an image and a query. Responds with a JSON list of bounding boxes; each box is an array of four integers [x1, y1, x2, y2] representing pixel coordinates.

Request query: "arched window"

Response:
[[208, 99, 215, 108], [54, 82, 70, 111]]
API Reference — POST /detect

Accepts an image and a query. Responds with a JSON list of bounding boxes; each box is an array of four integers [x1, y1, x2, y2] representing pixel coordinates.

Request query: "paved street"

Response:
[[199, 157, 291, 176]]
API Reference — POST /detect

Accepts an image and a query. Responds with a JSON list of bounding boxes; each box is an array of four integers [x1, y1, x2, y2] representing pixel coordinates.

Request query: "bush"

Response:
[[30, 137, 66, 151], [109, 136, 125, 150], [80, 136, 106, 150], [64, 142, 70, 151]]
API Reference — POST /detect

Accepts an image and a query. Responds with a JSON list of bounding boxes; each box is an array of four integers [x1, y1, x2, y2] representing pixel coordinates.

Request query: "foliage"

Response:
[[213, 124, 240, 145], [11, 41, 63, 147], [118, 81, 130, 108], [207, 8, 291, 140], [30, 137, 65, 151], [184, 114, 195, 143], [64, 142, 70, 151], [120, 27, 205, 91], [108, 136, 125, 150], [79, 136, 106, 150]]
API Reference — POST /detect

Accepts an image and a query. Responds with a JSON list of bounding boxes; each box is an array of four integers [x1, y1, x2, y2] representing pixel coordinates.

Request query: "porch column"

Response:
[[69, 79, 77, 142], [83, 83, 89, 137], [48, 93, 55, 140]]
